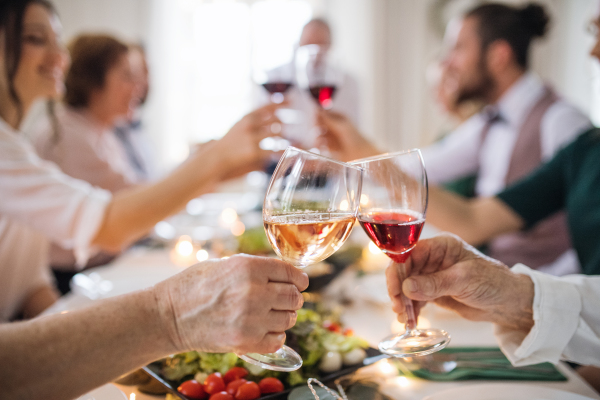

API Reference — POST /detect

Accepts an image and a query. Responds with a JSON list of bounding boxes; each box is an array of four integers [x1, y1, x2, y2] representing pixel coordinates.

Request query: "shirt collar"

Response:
[[495, 72, 545, 129]]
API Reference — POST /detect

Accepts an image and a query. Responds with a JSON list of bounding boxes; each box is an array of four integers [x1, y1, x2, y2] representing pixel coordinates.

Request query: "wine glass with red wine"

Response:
[[351, 149, 451, 357], [254, 63, 294, 104], [295, 44, 342, 110], [238, 147, 363, 371]]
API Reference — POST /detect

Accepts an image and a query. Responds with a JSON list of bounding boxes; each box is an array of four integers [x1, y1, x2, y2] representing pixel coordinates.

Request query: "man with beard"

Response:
[[317, 2, 591, 276]]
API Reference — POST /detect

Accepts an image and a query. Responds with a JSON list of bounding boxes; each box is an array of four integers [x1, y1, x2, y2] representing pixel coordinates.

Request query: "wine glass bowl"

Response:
[[351, 149, 450, 357], [254, 63, 294, 104], [295, 44, 342, 110], [239, 147, 363, 371]]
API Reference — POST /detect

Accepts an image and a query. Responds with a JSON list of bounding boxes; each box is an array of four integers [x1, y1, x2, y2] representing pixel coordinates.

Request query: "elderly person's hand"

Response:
[[315, 110, 379, 162], [386, 234, 535, 334], [154, 254, 308, 354]]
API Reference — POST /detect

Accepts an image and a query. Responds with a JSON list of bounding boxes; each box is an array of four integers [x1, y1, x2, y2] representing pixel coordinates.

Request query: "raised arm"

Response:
[[92, 103, 280, 251], [0, 255, 308, 400], [427, 186, 524, 246]]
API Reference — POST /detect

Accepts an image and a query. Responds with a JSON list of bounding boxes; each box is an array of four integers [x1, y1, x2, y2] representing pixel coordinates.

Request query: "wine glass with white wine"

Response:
[[238, 146, 363, 371]]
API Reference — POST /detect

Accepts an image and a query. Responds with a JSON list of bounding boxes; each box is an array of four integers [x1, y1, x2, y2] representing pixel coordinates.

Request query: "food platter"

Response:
[[143, 347, 382, 400]]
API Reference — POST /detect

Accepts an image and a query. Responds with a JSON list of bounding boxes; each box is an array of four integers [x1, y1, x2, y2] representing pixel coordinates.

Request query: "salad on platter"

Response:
[[154, 308, 373, 400]]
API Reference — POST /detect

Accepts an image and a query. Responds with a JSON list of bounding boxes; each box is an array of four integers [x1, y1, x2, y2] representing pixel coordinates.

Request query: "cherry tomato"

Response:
[[323, 320, 341, 333], [343, 328, 354, 336], [204, 373, 226, 395], [209, 391, 234, 400], [235, 381, 261, 400], [178, 380, 208, 400], [224, 367, 249, 384], [226, 379, 247, 396], [258, 377, 284, 394]]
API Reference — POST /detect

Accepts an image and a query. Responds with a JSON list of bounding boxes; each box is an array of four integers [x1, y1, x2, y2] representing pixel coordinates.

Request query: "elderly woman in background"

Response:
[[35, 34, 141, 192], [33, 34, 143, 286], [0, 0, 283, 321]]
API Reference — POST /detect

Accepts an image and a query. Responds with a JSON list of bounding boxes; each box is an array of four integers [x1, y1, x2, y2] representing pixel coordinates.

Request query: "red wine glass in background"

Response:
[[254, 63, 294, 104], [351, 149, 451, 357], [238, 146, 363, 371], [295, 44, 342, 110]]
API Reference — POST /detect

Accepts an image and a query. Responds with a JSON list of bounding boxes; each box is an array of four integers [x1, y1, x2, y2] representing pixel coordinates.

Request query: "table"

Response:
[[44, 247, 600, 400]]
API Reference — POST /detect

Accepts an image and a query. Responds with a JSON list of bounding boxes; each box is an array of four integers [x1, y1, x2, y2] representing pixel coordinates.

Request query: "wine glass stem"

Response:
[[396, 262, 417, 331]]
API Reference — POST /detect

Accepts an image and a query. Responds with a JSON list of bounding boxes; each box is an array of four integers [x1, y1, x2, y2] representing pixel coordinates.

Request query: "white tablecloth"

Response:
[[43, 247, 599, 400]]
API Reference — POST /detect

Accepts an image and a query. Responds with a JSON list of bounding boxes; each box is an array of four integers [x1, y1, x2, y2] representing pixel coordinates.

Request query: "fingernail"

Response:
[[406, 278, 418, 293]]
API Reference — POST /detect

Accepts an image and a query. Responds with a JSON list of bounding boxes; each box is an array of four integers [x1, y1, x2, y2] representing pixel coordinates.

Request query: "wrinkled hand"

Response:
[[213, 103, 285, 180], [315, 110, 379, 162], [154, 254, 309, 354], [386, 234, 534, 333]]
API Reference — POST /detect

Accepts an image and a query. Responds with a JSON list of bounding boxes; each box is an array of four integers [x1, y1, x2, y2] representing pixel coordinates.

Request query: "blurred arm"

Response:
[[420, 114, 485, 184]]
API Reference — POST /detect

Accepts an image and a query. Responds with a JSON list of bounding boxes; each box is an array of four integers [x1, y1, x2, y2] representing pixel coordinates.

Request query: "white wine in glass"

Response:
[[238, 147, 363, 371]]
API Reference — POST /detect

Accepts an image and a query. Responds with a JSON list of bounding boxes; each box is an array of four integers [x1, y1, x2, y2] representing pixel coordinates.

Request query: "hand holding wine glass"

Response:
[[351, 149, 451, 357], [238, 146, 363, 371]]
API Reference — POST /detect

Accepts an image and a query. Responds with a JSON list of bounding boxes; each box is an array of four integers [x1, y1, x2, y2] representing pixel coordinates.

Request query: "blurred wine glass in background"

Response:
[[295, 44, 343, 110]]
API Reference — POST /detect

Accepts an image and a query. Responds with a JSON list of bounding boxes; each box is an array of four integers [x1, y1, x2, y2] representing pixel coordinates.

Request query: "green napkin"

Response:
[[400, 347, 566, 382]]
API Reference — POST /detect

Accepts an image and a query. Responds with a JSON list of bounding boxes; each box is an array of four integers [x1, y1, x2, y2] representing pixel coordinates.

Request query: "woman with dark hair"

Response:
[[0, 2, 307, 398], [0, 0, 285, 321]]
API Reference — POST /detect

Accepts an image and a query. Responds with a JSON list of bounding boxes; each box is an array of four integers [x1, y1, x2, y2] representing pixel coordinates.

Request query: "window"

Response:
[[147, 0, 313, 167]]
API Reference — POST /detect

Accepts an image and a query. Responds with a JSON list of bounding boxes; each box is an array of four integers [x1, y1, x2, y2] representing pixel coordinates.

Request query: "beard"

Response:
[[455, 55, 496, 105]]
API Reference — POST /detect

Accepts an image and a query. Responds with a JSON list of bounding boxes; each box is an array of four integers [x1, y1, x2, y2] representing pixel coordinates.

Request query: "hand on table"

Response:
[[315, 109, 379, 162], [386, 234, 535, 334], [153, 254, 308, 354]]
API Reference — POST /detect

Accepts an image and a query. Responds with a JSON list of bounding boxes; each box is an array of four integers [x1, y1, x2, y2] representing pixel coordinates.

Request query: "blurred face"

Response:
[[443, 17, 494, 104], [299, 23, 331, 50], [129, 47, 149, 105], [91, 53, 137, 121], [6, 4, 69, 103], [590, 17, 600, 61]]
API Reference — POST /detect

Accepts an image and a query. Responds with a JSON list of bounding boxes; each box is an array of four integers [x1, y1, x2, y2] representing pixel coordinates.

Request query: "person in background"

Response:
[[0, 0, 282, 321], [256, 18, 360, 150], [35, 34, 140, 194], [318, 2, 591, 276], [32, 34, 149, 289], [114, 43, 156, 182]]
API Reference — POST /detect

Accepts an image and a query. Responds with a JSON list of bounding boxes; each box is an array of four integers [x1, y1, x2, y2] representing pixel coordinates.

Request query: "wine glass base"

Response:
[[378, 329, 451, 357], [238, 345, 303, 372]]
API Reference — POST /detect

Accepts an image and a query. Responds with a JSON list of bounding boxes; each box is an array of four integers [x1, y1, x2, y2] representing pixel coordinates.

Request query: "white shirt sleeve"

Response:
[[420, 114, 486, 184], [540, 101, 592, 160], [0, 125, 111, 265], [494, 264, 600, 367]]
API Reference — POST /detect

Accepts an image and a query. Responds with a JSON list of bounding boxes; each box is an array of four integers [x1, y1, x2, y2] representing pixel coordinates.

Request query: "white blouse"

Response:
[[496, 264, 600, 368], [0, 118, 111, 321]]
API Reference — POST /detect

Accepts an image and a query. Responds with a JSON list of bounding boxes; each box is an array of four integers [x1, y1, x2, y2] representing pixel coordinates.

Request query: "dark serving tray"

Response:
[[143, 347, 383, 400]]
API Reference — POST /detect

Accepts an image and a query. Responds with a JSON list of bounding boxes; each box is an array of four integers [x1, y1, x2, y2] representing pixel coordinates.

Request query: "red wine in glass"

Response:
[[262, 82, 293, 95], [358, 211, 424, 263], [309, 85, 337, 109]]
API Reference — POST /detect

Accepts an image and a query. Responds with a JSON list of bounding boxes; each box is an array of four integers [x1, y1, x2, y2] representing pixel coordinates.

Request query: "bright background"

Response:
[[50, 0, 599, 171]]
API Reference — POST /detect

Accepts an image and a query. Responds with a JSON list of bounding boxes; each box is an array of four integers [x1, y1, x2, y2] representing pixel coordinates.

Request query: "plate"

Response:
[[143, 348, 382, 400], [76, 384, 128, 400], [423, 383, 596, 400]]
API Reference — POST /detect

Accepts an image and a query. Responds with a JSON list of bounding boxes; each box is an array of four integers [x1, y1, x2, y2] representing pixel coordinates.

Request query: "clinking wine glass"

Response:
[[351, 149, 451, 357], [254, 62, 294, 104], [295, 44, 342, 110], [238, 146, 363, 371]]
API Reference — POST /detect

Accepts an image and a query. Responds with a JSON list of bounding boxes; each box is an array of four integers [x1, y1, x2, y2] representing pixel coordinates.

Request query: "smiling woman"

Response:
[[0, 1, 307, 398], [0, 0, 284, 321]]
